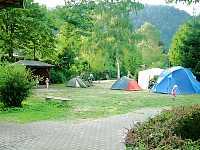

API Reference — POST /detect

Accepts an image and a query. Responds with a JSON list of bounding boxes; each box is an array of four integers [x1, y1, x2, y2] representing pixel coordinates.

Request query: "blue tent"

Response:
[[111, 76, 141, 91], [111, 76, 128, 90], [152, 66, 200, 94]]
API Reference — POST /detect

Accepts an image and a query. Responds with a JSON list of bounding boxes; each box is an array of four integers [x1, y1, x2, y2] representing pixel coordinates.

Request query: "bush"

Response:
[[50, 69, 66, 84], [125, 105, 200, 150], [0, 64, 34, 107]]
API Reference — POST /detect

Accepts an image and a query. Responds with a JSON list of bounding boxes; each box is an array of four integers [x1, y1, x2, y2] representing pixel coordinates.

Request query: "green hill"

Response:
[[132, 5, 191, 50]]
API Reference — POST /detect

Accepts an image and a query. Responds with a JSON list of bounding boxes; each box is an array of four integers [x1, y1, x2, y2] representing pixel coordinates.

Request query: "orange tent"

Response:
[[111, 76, 141, 91], [127, 80, 141, 91]]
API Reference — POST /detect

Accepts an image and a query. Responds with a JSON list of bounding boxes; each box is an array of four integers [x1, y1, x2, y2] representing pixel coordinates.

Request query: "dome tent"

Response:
[[111, 76, 141, 91], [66, 77, 87, 88], [152, 66, 200, 94]]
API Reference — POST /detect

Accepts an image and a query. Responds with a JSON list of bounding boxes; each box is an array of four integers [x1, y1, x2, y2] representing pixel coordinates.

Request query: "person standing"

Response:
[[171, 84, 178, 100], [45, 78, 49, 89], [36, 76, 39, 88]]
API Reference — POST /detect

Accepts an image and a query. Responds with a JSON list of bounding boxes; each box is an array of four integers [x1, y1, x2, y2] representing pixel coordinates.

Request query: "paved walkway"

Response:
[[0, 108, 163, 150]]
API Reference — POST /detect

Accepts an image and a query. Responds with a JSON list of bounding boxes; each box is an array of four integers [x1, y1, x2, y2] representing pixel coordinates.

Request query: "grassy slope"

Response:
[[0, 82, 200, 123]]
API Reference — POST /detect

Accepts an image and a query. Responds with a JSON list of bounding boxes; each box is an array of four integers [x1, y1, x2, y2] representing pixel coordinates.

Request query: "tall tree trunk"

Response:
[[8, 43, 14, 60], [5, 11, 14, 61], [116, 58, 120, 79], [9, 20, 15, 60], [5, 10, 15, 62], [33, 43, 36, 60]]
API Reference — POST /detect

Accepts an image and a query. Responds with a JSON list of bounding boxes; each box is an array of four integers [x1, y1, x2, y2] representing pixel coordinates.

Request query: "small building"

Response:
[[16, 60, 53, 84], [0, 0, 24, 8]]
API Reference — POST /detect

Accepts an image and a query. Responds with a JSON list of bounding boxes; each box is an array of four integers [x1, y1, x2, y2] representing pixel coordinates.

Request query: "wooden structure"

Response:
[[16, 60, 53, 84], [45, 96, 72, 103], [0, 0, 23, 8]]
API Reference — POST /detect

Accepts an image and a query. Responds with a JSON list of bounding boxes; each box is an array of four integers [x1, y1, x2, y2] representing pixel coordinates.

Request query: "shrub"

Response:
[[0, 64, 34, 107], [125, 105, 200, 150], [173, 107, 200, 141], [50, 69, 66, 84]]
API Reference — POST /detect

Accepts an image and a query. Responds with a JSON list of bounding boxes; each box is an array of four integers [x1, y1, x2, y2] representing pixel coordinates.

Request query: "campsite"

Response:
[[1, 81, 200, 122], [0, 0, 200, 150]]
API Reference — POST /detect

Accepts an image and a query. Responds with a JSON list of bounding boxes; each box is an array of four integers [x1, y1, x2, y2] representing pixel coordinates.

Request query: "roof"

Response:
[[16, 60, 53, 67], [157, 66, 182, 83], [0, 0, 23, 8]]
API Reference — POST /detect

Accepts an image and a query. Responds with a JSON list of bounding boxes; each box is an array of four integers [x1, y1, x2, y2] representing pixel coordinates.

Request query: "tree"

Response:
[[0, 8, 25, 61], [0, 0, 55, 61], [136, 22, 166, 68], [80, 0, 143, 78], [54, 2, 95, 79], [56, 22, 83, 77], [50, 0, 144, 79], [169, 19, 200, 78], [20, 1, 55, 60]]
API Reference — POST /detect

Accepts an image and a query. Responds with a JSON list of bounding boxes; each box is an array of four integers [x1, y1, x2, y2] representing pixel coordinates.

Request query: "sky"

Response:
[[34, 0, 200, 15]]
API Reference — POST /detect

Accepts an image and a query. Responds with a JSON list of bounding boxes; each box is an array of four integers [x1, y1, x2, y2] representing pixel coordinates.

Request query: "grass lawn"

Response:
[[0, 81, 200, 123]]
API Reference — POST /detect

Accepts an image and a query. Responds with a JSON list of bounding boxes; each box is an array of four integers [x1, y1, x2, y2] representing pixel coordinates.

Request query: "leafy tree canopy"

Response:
[[169, 18, 200, 78], [79, 0, 143, 77], [136, 22, 166, 68], [0, 0, 55, 61], [54, 0, 144, 79]]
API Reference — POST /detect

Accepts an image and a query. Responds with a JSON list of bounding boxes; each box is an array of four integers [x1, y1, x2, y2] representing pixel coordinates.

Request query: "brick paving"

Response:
[[0, 108, 163, 150]]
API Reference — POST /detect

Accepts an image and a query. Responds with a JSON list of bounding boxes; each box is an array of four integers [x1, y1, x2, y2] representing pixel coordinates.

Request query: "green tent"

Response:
[[66, 77, 87, 88]]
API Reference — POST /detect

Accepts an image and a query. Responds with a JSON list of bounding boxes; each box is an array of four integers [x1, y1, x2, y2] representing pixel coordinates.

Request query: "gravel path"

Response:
[[0, 108, 163, 150]]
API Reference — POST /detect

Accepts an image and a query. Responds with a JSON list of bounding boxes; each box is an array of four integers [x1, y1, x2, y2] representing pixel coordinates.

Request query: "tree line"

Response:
[[0, 0, 199, 82]]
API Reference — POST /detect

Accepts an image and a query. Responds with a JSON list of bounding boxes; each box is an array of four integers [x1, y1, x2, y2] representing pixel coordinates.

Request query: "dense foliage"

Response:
[[0, 64, 34, 107], [169, 19, 200, 79], [132, 5, 191, 50], [50, 0, 145, 80], [79, 1, 144, 78], [126, 105, 200, 150], [0, 0, 188, 81], [136, 22, 166, 68], [0, 0, 55, 61]]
